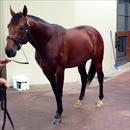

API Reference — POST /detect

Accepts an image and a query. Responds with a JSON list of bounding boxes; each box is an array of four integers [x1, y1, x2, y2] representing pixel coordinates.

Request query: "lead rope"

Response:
[[21, 45, 29, 64], [7, 45, 29, 64], [0, 47, 29, 130], [0, 67, 15, 130]]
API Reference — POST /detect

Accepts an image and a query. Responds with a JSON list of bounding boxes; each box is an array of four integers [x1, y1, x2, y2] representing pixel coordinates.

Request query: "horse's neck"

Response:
[[28, 17, 54, 51]]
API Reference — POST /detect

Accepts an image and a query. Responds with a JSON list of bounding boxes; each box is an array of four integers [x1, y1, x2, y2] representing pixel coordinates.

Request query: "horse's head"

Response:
[[5, 5, 29, 57]]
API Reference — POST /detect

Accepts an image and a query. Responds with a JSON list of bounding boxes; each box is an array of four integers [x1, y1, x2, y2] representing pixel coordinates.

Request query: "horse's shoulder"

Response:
[[51, 24, 66, 40]]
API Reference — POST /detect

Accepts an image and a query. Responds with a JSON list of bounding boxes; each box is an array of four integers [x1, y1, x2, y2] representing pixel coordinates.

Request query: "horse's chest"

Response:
[[35, 50, 57, 69]]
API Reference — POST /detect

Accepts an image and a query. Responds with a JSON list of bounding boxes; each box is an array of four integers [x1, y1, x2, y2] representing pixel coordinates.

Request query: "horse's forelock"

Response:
[[10, 12, 23, 25]]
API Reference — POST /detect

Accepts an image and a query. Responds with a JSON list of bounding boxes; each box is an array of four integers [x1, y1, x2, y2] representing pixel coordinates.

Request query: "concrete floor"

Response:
[[0, 70, 129, 130]]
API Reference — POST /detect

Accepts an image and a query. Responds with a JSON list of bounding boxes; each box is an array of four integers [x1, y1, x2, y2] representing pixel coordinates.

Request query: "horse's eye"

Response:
[[19, 27, 25, 32]]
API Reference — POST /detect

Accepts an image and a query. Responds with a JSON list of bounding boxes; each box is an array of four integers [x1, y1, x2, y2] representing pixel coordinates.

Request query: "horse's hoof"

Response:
[[96, 100, 103, 107], [52, 113, 61, 125], [73, 99, 83, 109], [52, 118, 61, 125]]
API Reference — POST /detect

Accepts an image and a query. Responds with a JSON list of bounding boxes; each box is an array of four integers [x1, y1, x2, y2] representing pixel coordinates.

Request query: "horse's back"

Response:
[[81, 26, 104, 60], [70, 25, 104, 47], [59, 25, 104, 67]]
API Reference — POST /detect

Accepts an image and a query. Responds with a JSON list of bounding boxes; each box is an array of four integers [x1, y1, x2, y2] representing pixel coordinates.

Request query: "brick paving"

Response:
[[0, 71, 129, 130]]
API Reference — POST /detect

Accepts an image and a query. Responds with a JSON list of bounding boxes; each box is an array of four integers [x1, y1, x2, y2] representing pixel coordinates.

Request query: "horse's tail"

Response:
[[87, 60, 96, 85]]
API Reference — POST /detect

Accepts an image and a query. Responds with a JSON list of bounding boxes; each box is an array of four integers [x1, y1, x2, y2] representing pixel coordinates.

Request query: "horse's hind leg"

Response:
[[96, 63, 104, 107], [78, 63, 88, 100], [74, 63, 88, 108]]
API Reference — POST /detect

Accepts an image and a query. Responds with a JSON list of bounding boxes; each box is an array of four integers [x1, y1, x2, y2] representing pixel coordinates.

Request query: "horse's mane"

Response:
[[27, 14, 65, 30], [10, 12, 64, 31], [10, 12, 47, 25], [10, 12, 23, 25], [27, 15, 47, 23]]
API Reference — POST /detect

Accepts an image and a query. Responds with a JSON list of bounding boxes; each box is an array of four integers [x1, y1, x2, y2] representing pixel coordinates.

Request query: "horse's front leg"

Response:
[[53, 66, 65, 124], [42, 66, 64, 124]]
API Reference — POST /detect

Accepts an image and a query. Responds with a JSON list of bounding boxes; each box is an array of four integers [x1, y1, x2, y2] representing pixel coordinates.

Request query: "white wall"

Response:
[[0, 1, 5, 58], [2, 1, 77, 85], [74, 0, 117, 73], [1, 0, 117, 86]]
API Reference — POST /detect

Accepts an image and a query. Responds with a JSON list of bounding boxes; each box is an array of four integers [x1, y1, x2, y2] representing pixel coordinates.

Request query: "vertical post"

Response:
[[0, 1, 6, 79], [128, 32, 130, 61], [124, 0, 128, 31]]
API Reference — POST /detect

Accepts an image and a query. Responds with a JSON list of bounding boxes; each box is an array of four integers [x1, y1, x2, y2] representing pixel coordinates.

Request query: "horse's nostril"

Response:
[[5, 48, 12, 54], [5, 48, 16, 57]]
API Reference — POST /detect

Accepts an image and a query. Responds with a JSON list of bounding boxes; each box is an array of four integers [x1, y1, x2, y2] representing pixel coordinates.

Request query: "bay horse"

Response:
[[5, 6, 104, 124]]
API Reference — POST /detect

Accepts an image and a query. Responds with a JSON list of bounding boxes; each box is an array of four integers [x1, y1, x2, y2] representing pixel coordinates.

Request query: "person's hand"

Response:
[[0, 78, 9, 88], [0, 58, 11, 66]]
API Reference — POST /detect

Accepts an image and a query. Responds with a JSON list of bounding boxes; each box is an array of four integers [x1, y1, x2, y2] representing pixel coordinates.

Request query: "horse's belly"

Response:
[[66, 55, 90, 68], [59, 48, 91, 68]]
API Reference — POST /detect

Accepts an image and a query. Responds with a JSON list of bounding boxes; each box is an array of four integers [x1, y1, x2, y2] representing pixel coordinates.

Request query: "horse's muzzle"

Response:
[[5, 48, 16, 57]]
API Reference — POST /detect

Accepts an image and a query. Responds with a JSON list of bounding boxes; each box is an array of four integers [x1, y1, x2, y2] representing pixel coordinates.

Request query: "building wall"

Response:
[[75, 0, 117, 73], [1, 1, 76, 85], [0, 1, 5, 59], [116, 0, 130, 62], [117, 0, 130, 31], [0, 1, 117, 85]]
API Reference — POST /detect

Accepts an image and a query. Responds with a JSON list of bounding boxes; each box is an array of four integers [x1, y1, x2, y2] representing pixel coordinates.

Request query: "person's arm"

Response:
[[0, 58, 10, 88], [0, 58, 11, 67], [0, 78, 9, 88]]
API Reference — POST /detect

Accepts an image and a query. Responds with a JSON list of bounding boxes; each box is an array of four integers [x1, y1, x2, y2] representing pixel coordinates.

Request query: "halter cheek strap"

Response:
[[27, 20, 31, 27], [6, 28, 29, 45], [6, 35, 19, 43]]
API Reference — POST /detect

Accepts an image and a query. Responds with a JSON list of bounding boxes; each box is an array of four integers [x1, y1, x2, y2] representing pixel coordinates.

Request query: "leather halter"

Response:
[[6, 27, 30, 64], [6, 28, 29, 46]]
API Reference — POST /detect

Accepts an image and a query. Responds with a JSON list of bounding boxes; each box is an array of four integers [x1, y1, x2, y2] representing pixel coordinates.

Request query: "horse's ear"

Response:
[[10, 6, 15, 16], [23, 5, 28, 17]]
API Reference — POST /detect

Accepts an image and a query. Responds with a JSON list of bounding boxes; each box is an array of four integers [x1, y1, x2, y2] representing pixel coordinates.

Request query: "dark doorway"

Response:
[[115, 35, 128, 64], [116, 0, 130, 64]]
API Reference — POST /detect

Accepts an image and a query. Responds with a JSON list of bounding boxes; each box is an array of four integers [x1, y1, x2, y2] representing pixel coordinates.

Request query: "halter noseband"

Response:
[[6, 28, 29, 46], [6, 26, 30, 64]]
